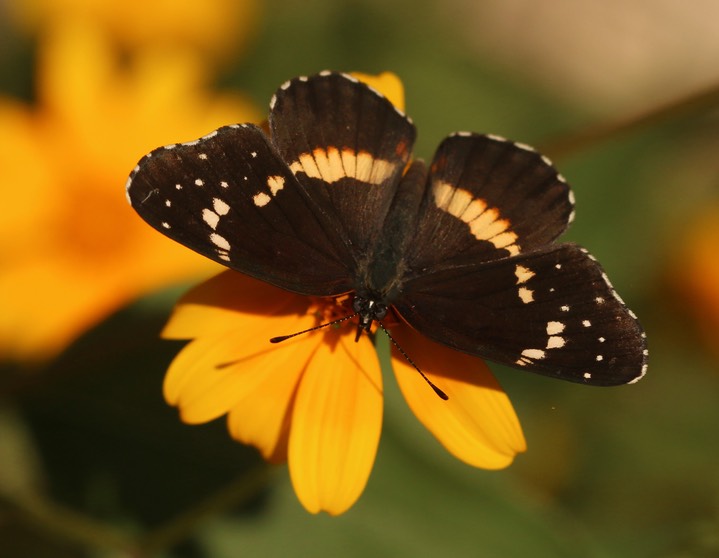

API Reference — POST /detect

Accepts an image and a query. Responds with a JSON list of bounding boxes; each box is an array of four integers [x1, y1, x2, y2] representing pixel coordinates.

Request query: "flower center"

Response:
[[307, 294, 354, 326]]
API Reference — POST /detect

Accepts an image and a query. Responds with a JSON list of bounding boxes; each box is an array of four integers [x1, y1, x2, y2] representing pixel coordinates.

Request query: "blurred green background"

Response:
[[1, 0, 718, 556]]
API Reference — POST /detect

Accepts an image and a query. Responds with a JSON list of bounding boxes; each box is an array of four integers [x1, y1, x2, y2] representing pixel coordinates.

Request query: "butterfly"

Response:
[[126, 71, 647, 387]]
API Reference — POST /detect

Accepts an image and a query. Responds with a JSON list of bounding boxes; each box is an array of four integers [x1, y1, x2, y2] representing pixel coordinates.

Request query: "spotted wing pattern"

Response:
[[395, 243, 647, 385], [126, 124, 353, 296]]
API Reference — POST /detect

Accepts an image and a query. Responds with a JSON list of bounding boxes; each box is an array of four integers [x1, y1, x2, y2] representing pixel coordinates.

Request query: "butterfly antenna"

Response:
[[270, 312, 358, 343], [377, 323, 448, 401]]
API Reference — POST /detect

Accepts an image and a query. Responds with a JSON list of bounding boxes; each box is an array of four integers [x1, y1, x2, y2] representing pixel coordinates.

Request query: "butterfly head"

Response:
[[352, 295, 387, 342]]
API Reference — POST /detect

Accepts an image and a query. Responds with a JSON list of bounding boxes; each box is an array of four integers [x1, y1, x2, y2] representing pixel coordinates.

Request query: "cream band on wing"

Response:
[[288, 147, 398, 185], [432, 181, 520, 256]]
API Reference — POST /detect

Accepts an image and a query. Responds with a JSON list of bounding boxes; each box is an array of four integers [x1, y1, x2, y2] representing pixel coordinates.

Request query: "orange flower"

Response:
[[0, 20, 259, 361], [163, 270, 526, 515]]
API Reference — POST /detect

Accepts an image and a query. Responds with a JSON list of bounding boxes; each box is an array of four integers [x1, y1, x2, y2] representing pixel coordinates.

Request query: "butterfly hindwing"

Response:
[[126, 124, 353, 296], [269, 72, 417, 263], [395, 243, 647, 386], [403, 133, 574, 274]]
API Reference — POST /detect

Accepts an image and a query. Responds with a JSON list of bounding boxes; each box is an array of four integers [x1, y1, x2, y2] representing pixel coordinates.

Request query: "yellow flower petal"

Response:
[[225, 335, 321, 464], [289, 332, 382, 515], [390, 323, 526, 469], [351, 71, 405, 112], [162, 270, 303, 341], [162, 273, 316, 413], [10, 0, 260, 64], [164, 309, 316, 423]]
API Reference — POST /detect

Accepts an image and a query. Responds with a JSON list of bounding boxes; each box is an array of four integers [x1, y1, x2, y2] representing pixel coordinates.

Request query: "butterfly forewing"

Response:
[[403, 133, 574, 274], [269, 73, 417, 263], [126, 124, 353, 296], [395, 243, 647, 385]]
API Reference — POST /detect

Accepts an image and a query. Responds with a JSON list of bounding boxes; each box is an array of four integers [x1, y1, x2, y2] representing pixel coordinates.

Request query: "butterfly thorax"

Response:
[[352, 296, 388, 341]]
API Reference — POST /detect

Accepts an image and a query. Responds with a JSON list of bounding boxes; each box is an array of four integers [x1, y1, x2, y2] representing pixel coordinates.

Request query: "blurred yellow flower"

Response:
[[0, 20, 259, 362], [6, 0, 260, 64], [163, 271, 526, 515]]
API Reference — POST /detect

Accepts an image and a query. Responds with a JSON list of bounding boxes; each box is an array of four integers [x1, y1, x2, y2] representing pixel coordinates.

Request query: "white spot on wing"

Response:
[[253, 192, 271, 207], [521, 348, 545, 360], [514, 141, 535, 152], [213, 198, 230, 216], [210, 233, 231, 251], [195, 179, 204, 186], [546, 321, 565, 335], [514, 265, 535, 284], [518, 287, 534, 304], [267, 175, 285, 195], [547, 336, 566, 349], [629, 363, 649, 384], [203, 209, 220, 230], [582, 320, 591, 327], [124, 178, 133, 204]]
